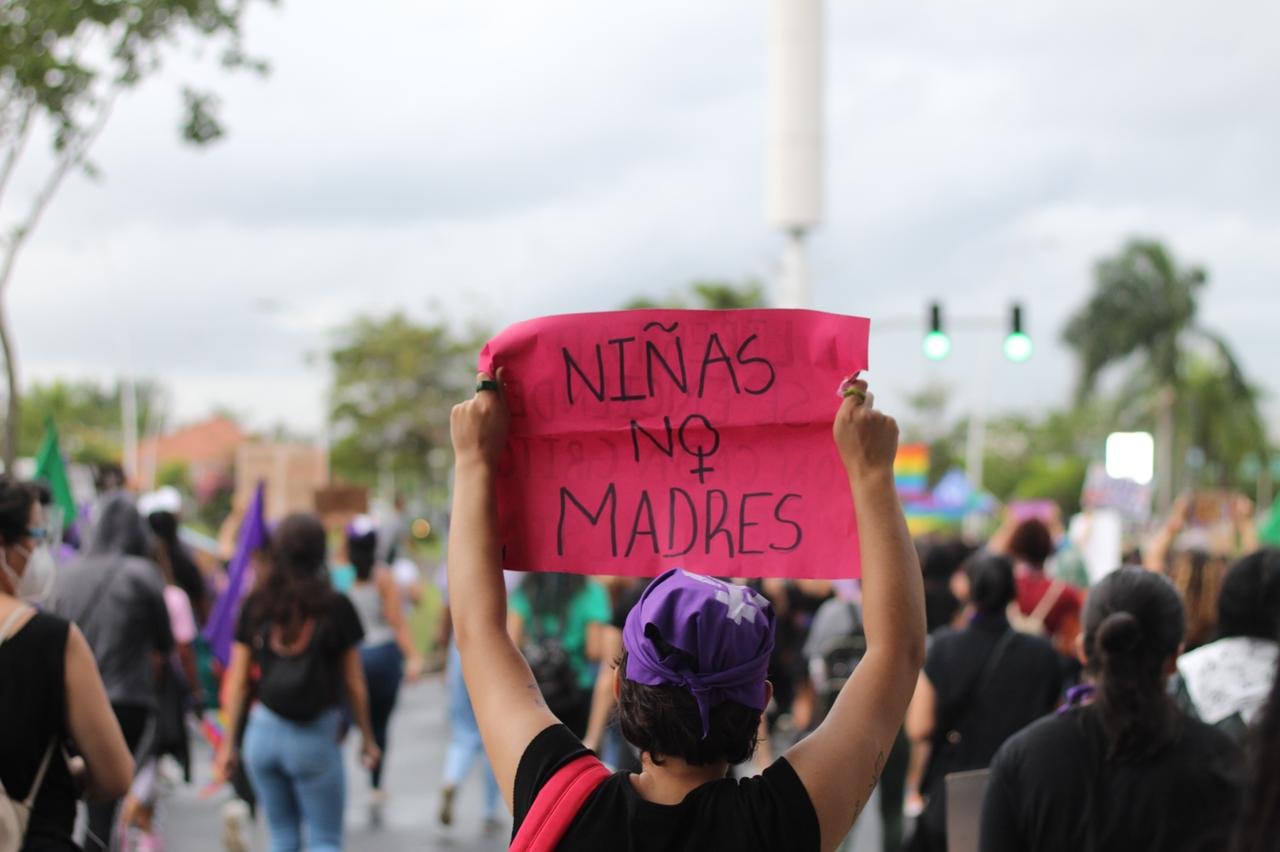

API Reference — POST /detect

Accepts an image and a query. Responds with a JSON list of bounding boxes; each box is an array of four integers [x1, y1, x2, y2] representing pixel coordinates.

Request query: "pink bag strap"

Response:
[[509, 754, 611, 852]]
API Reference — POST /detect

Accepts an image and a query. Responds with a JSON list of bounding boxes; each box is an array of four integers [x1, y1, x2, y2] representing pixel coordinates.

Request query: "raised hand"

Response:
[[450, 368, 511, 467], [832, 379, 899, 479]]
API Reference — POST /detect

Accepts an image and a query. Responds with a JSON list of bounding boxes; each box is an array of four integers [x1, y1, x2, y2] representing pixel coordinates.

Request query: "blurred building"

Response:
[[139, 414, 247, 500]]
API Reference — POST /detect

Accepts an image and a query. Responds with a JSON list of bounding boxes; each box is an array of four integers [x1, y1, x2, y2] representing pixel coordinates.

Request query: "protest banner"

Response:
[[478, 309, 870, 579]]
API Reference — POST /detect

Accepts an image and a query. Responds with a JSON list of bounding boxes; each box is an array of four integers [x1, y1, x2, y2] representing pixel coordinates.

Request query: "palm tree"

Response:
[[1063, 238, 1264, 510]]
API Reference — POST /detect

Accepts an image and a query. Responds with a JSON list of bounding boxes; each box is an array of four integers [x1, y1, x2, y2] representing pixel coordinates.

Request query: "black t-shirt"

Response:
[[0, 611, 78, 851], [922, 618, 1063, 787], [513, 725, 820, 852], [235, 593, 364, 722], [980, 706, 1244, 852]]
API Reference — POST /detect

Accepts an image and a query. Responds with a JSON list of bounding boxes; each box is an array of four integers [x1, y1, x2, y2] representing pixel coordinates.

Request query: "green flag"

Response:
[[1261, 492, 1280, 548], [34, 419, 76, 529]]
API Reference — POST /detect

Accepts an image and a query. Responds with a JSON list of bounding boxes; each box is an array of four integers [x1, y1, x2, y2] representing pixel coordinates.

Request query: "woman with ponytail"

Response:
[[980, 567, 1245, 851]]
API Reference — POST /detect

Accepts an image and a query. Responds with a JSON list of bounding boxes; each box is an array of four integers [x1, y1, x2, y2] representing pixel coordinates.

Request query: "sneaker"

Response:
[[438, 786, 456, 827], [222, 800, 251, 852]]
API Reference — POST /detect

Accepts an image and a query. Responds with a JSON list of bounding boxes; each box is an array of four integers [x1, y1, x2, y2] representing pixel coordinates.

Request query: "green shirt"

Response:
[[510, 580, 611, 691]]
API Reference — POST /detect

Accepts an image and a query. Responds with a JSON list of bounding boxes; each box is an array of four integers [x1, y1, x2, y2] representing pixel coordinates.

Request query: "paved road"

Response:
[[165, 675, 508, 851], [162, 675, 885, 851]]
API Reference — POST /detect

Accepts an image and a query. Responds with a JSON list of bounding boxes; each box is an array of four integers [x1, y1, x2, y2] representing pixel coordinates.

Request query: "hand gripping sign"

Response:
[[478, 309, 870, 579]]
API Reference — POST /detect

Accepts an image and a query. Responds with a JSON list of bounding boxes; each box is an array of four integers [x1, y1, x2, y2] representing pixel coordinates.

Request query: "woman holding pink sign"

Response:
[[447, 370, 925, 851]]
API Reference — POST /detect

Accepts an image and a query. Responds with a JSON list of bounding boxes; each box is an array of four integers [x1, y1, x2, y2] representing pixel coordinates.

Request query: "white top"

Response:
[[1177, 636, 1278, 726]]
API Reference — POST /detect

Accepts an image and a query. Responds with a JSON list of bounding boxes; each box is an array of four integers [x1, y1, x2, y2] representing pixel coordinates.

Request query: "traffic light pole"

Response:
[[873, 311, 1024, 536]]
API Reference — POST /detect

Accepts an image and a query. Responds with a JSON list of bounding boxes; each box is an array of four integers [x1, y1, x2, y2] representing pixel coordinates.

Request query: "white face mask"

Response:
[[1, 544, 56, 604]]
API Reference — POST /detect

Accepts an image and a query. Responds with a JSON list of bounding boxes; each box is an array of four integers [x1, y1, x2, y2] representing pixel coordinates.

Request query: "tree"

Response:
[[19, 378, 165, 464], [326, 311, 486, 497], [0, 0, 273, 468], [621, 279, 767, 310], [1062, 239, 1265, 510]]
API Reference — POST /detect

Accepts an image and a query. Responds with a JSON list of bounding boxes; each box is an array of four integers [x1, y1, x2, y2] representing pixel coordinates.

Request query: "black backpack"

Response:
[[523, 617, 583, 720], [812, 603, 868, 728]]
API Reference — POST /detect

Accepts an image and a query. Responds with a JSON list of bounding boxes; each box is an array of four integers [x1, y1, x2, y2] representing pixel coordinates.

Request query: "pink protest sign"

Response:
[[478, 309, 870, 579]]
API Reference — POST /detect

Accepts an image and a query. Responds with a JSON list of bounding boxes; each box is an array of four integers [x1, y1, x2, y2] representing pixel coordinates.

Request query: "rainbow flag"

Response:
[[895, 443, 930, 500]]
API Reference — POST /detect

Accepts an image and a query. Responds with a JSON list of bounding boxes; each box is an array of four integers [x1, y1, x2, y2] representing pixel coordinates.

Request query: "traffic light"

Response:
[[1004, 303, 1032, 362], [923, 302, 950, 360]]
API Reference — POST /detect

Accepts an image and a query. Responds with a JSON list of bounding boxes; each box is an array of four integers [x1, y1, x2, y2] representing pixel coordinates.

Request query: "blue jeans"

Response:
[[243, 704, 345, 852], [442, 642, 502, 819]]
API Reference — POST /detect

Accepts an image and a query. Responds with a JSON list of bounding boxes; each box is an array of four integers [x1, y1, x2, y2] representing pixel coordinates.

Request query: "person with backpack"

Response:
[[905, 554, 1063, 852], [212, 514, 380, 852], [507, 572, 611, 738], [980, 568, 1245, 852], [0, 476, 134, 851], [448, 372, 926, 851], [1002, 518, 1083, 663]]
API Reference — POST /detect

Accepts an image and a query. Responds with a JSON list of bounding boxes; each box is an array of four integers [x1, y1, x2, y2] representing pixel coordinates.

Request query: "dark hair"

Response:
[[1233, 651, 1280, 852], [919, 537, 976, 631], [1217, 550, 1280, 642], [147, 510, 208, 621], [247, 514, 336, 644], [1007, 518, 1054, 568], [0, 476, 35, 546], [921, 537, 977, 582], [964, 553, 1017, 615], [347, 529, 378, 581], [1082, 568, 1185, 761], [522, 572, 586, 624], [616, 650, 761, 767], [94, 462, 126, 494]]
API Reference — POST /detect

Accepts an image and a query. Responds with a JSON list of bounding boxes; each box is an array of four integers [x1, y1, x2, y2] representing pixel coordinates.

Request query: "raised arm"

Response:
[[785, 382, 927, 852], [448, 370, 560, 810]]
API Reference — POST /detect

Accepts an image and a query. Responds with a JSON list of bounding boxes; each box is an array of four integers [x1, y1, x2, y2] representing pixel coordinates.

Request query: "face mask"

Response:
[[1, 544, 56, 604]]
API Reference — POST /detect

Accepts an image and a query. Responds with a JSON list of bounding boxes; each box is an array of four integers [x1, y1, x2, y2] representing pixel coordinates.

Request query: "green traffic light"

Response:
[[923, 331, 951, 360], [1004, 332, 1032, 362]]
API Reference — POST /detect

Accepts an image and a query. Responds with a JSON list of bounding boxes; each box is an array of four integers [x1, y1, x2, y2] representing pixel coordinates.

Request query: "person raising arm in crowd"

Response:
[[447, 371, 925, 851]]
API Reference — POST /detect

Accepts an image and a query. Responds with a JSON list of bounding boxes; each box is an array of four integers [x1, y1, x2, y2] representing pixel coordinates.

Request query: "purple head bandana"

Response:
[[623, 568, 776, 738]]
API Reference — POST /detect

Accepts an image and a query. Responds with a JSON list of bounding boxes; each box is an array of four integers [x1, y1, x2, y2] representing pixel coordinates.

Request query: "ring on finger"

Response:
[[475, 379, 500, 393], [842, 385, 867, 402]]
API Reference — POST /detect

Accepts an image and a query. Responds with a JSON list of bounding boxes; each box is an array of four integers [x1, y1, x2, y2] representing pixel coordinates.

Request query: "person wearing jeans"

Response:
[[343, 516, 424, 801], [215, 514, 380, 852], [242, 705, 346, 851], [439, 640, 502, 828]]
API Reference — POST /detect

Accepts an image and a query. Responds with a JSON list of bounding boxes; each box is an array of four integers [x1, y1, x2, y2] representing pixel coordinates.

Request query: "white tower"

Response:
[[766, 0, 823, 309]]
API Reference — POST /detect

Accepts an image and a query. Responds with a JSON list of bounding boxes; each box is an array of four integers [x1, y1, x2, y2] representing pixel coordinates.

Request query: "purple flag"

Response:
[[203, 482, 266, 665]]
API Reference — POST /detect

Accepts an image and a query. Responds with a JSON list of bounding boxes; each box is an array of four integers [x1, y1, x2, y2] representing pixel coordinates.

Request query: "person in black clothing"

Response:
[[980, 567, 1245, 852], [905, 554, 1062, 852], [0, 476, 134, 851], [448, 372, 926, 852], [1232, 649, 1280, 852]]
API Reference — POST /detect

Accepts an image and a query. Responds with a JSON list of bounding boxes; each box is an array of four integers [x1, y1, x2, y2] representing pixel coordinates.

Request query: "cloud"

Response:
[[8, 0, 1279, 438]]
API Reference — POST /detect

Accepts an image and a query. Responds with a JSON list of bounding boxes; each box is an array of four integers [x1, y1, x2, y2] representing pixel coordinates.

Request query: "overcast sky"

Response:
[[9, 0, 1279, 444]]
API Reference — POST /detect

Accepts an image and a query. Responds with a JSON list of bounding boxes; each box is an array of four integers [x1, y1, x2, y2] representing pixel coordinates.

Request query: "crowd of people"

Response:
[[2, 373, 1279, 851]]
